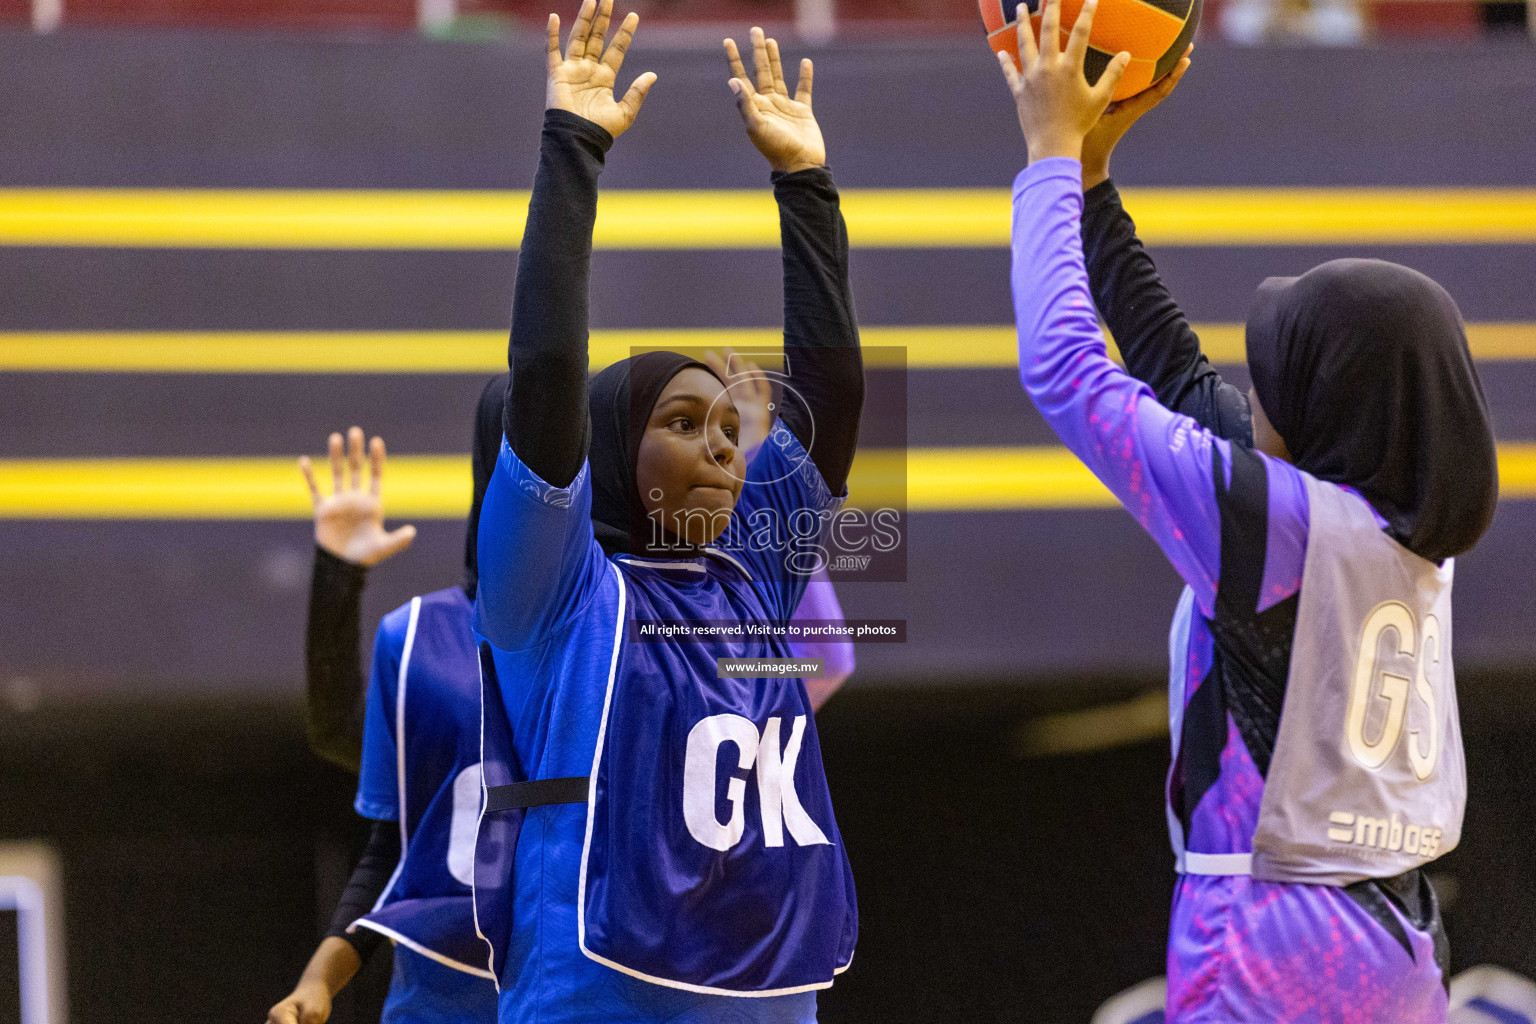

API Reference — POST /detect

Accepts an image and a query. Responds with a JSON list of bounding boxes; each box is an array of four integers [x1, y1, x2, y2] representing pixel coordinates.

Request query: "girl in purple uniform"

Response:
[[995, 7, 1497, 1021]]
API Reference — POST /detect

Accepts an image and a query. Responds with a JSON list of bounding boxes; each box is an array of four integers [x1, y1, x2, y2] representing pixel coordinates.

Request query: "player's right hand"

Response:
[[265, 980, 332, 1024], [545, 0, 656, 139], [299, 426, 417, 568]]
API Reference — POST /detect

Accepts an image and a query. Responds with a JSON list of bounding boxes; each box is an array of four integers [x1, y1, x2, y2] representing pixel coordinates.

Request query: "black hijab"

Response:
[[587, 350, 721, 557], [463, 372, 509, 597], [1245, 258, 1497, 563]]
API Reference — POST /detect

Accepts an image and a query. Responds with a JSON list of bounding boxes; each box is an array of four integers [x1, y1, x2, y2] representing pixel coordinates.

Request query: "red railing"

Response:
[[3, 0, 1530, 43]]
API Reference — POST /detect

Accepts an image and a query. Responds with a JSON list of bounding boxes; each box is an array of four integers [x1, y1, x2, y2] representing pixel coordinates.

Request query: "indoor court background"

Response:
[[0, 6, 1533, 1022]]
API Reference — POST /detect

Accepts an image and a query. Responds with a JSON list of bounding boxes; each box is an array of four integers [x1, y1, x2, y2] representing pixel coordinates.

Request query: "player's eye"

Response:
[[670, 416, 696, 433], [724, 425, 739, 444]]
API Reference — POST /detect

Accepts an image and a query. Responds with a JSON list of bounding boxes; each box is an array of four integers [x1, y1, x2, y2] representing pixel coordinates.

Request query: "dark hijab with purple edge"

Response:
[[1245, 258, 1498, 563]]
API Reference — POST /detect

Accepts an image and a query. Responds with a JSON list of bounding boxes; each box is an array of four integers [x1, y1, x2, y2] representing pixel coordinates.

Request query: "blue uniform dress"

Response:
[[353, 586, 500, 1023], [473, 424, 859, 1024]]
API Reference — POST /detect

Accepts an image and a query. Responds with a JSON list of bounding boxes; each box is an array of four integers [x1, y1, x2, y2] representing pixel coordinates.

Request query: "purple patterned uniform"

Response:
[[1012, 158, 1449, 1023]]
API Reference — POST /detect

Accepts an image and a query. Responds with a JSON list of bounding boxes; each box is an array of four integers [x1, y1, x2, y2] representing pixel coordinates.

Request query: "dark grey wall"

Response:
[[1, 29, 1534, 697], [4, 29, 1535, 188]]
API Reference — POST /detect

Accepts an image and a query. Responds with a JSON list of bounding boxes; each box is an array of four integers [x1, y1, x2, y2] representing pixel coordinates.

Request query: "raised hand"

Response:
[[996, 0, 1130, 164], [724, 28, 824, 174], [704, 348, 775, 456], [1081, 45, 1191, 189], [546, 0, 656, 139], [299, 427, 417, 568]]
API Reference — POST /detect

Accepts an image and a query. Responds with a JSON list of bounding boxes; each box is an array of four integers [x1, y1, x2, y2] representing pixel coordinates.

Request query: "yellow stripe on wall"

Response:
[[0, 456, 471, 519], [2, 323, 1534, 373], [2, 444, 1533, 519], [3, 187, 1535, 249]]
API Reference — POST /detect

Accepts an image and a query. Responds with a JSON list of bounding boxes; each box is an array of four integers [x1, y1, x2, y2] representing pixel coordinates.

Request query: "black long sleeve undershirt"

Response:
[[323, 818, 400, 959], [305, 550, 391, 961], [305, 547, 369, 774], [505, 109, 608, 489], [771, 166, 864, 496], [1081, 179, 1252, 446], [504, 110, 864, 496]]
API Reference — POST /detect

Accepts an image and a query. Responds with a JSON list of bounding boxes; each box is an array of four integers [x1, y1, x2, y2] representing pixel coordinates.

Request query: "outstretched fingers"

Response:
[[794, 57, 813, 105], [1066, 0, 1098, 67], [1015, 4, 1040, 68], [566, 0, 596, 61], [588, 0, 613, 62], [741, 355, 770, 401], [1038, 0, 1062, 59], [618, 71, 657, 122], [765, 37, 788, 96], [378, 524, 418, 560], [1151, 47, 1192, 99], [1093, 50, 1132, 102], [1125, 56, 1182, 112], [546, 13, 562, 71], [749, 28, 774, 94], [298, 456, 322, 508], [996, 48, 1022, 92], [703, 348, 729, 380], [723, 38, 757, 96], [368, 435, 386, 497], [730, 83, 765, 129], [327, 431, 345, 494], [346, 426, 365, 491], [1164, 51, 1192, 90], [602, 11, 639, 71], [1102, 47, 1184, 119], [724, 36, 762, 125]]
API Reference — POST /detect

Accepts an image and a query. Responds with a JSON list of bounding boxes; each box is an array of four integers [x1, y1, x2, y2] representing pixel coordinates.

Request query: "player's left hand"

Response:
[[299, 426, 417, 568], [724, 29, 825, 174], [996, 0, 1130, 164], [1081, 44, 1191, 189], [704, 348, 775, 456]]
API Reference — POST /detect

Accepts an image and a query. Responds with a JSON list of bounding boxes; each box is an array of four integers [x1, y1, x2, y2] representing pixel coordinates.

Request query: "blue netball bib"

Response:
[[472, 429, 857, 1004], [578, 559, 858, 995], [352, 587, 495, 980], [471, 638, 524, 982]]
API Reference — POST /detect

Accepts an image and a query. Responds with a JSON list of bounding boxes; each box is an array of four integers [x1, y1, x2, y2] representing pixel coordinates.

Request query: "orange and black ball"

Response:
[[981, 0, 1200, 101]]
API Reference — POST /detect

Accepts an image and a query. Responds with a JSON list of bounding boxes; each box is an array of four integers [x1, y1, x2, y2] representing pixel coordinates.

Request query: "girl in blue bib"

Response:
[[471, 5, 863, 1021]]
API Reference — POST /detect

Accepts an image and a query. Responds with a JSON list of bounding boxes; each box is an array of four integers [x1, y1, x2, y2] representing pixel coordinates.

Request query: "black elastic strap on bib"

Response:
[[485, 777, 589, 813]]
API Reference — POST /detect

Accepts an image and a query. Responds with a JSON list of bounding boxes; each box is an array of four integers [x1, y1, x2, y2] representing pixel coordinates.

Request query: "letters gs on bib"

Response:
[[684, 715, 831, 852], [1348, 602, 1443, 780]]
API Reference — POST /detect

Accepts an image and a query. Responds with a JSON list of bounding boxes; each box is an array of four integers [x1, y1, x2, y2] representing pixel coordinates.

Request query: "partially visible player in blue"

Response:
[[996, 5, 1497, 1022], [269, 420, 499, 1024], [470, 3, 863, 1020]]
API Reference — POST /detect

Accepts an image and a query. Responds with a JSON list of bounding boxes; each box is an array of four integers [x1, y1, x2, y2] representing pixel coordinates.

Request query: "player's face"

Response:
[[636, 367, 745, 546], [1248, 384, 1292, 463]]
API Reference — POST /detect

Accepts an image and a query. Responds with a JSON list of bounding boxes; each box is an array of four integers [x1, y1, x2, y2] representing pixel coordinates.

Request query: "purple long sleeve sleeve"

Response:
[[1011, 159, 1227, 615]]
